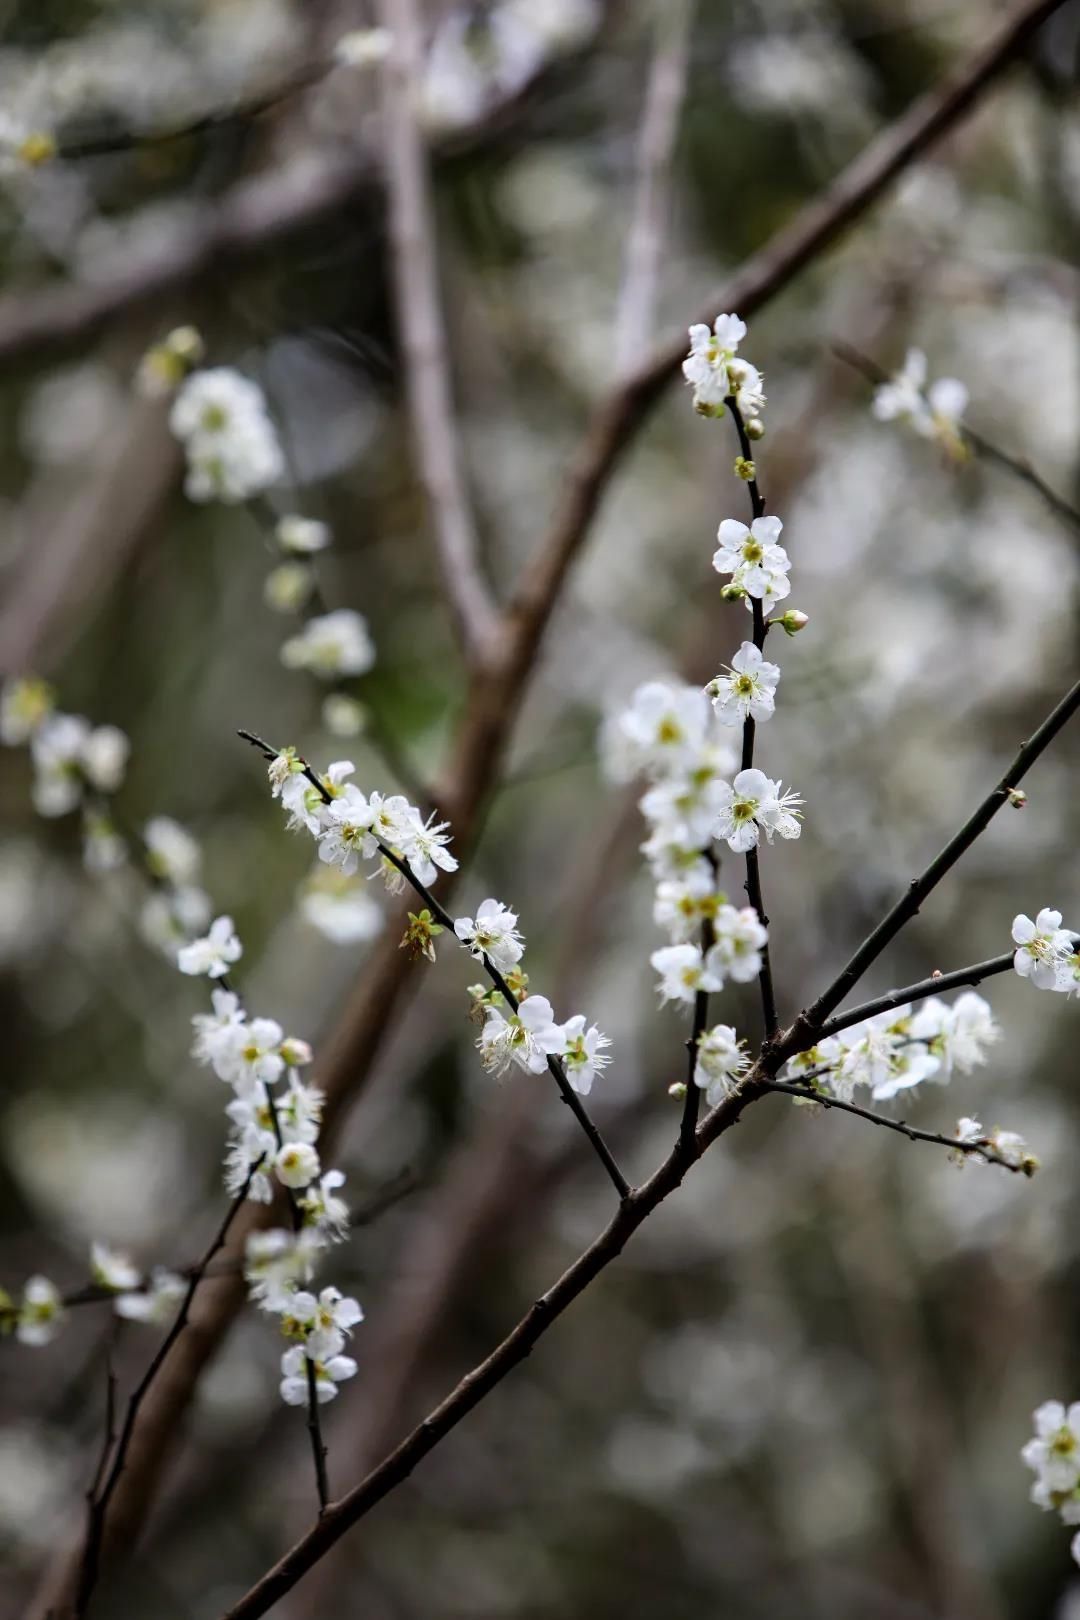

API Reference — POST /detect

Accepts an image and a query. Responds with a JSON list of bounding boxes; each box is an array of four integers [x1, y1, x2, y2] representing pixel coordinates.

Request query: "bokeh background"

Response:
[[2, 1, 1080, 1616]]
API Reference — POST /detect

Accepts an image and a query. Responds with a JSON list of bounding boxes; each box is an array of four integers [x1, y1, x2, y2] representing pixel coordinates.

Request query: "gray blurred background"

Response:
[[2, 1, 1080, 1616]]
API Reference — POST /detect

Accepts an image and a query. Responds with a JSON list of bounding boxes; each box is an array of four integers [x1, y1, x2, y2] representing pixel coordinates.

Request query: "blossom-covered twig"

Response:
[[238, 729, 631, 1200], [74, 1160, 263, 1617], [835, 341, 1080, 532], [789, 676, 1080, 1046], [815, 952, 1021, 1040], [763, 1080, 1033, 1173]]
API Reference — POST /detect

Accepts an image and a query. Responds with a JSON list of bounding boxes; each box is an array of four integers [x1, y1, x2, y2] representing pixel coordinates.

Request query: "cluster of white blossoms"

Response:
[[181, 931, 362, 1405], [779, 992, 1001, 1105], [266, 748, 611, 1098], [1023, 1402, 1080, 1565], [169, 366, 285, 503], [1, 677, 129, 823], [1012, 908, 1079, 997], [871, 347, 968, 458], [681, 313, 766, 421]]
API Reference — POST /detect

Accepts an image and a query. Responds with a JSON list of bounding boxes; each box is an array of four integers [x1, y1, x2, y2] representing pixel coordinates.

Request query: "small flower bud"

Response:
[[264, 562, 314, 614], [776, 608, 809, 636], [720, 582, 747, 602], [667, 1081, 687, 1099], [745, 417, 766, 441], [504, 966, 529, 998], [734, 456, 756, 481], [694, 398, 727, 420], [1007, 787, 1027, 809]]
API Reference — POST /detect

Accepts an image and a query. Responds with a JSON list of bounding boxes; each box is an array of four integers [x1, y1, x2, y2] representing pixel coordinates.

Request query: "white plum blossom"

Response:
[[299, 868, 383, 944], [282, 1285, 363, 1361], [29, 714, 130, 817], [192, 989, 246, 1071], [316, 786, 378, 875], [712, 517, 790, 602], [712, 904, 768, 983], [177, 915, 242, 978], [322, 693, 367, 738], [650, 943, 726, 1006], [281, 610, 375, 680], [707, 642, 780, 726], [276, 515, 331, 554], [274, 1141, 321, 1190], [280, 1343, 357, 1405], [681, 314, 756, 416], [1012, 909, 1074, 990], [90, 1243, 140, 1292], [558, 1016, 611, 1096], [834, 1007, 941, 1101], [170, 367, 284, 503], [16, 1277, 64, 1346], [299, 1170, 351, 1241], [694, 1024, 748, 1106], [244, 1229, 321, 1310], [653, 870, 722, 943], [143, 817, 201, 886], [114, 1268, 186, 1325], [1023, 1401, 1080, 1513], [908, 992, 1000, 1076], [214, 1017, 286, 1092], [713, 768, 802, 852], [397, 806, 459, 885], [479, 995, 566, 1076], [872, 348, 968, 453], [601, 680, 710, 783], [639, 771, 728, 849], [454, 899, 524, 971]]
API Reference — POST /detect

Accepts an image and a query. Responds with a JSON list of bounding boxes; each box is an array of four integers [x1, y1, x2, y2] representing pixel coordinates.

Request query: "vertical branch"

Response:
[[614, 0, 695, 374], [727, 398, 779, 1037], [375, 0, 500, 667]]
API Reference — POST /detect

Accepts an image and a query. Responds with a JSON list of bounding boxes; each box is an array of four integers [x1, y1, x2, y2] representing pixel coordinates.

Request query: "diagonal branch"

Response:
[[375, 0, 500, 667], [816, 952, 1017, 1039], [789, 677, 1080, 1043]]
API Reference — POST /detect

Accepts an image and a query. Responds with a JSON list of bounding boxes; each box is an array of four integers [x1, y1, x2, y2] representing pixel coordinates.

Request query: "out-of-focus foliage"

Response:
[[2, 1, 1080, 1617]]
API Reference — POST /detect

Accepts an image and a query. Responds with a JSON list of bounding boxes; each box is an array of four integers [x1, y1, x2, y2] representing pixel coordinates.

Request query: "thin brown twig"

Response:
[[614, 0, 695, 374], [73, 1161, 263, 1618], [375, 0, 500, 665], [833, 341, 1080, 533]]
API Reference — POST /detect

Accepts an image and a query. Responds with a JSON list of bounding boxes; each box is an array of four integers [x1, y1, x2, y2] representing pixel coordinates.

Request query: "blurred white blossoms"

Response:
[[299, 867, 383, 945], [952, 1117, 1038, 1174], [872, 347, 968, 457], [713, 517, 790, 603], [713, 768, 802, 853], [114, 1268, 186, 1325], [707, 642, 780, 726], [333, 27, 392, 67], [682, 314, 765, 419], [170, 367, 284, 503], [0, 675, 54, 746], [13, 1277, 64, 1347], [281, 610, 376, 680], [276, 515, 332, 554], [908, 993, 999, 1076], [177, 914, 242, 978], [1012, 909, 1078, 993], [601, 680, 711, 783], [454, 898, 524, 972], [26, 714, 130, 818], [135, 325, 204, 399], [1024, 1401, 1080, 1558], [694, 1024, 748, 1106]]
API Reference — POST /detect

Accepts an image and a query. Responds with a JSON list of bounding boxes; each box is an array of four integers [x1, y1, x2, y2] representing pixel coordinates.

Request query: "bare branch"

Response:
[[375, 0, 499, 666], [614, 0, 694, 374], [764, 1081, 1031, 1173]]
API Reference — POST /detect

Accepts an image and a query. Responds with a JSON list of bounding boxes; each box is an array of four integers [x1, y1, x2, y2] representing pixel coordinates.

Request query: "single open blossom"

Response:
[[694, 1023, 748, 1106], [115, 1268, 186, 1324], [177, 915, 242, 978], [712, 904, 768, 983], [280, 1343, 358, 1405], [639, 770, 728, 849], [713, 768, 802, 853], [281, 610, 375, 680], [144, 816, 201, 886], [275, 1141, 321, 1189], [454, 899, 524, 971], [1023, 1402, 1080, 1499], [282, 1285, 364, 1361], [215, 1017, 285, 1091], [707, 642, 780, 726], [872, 348, 968, 454], [317, 785, 378, 875], [652, 870, 723, 943], [712, 517, 790, 601], [90, 1242, 140, 1292], [299, 1169, 351, 1240], [479, 995, 566, 1075], [601, 680, 710, 782], [300, 868, 383, 944], [908, 992, 1000, 1076], [558, 1015, 611, 1096], [650, 943, 726, 1005], [1012, 909, 1073, 990], [16, 1276, 64, 1346], [398, 806, 458, 885], [192, 989, 246, 1070], [682, 314, 750, 415]]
